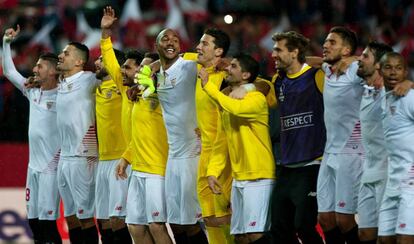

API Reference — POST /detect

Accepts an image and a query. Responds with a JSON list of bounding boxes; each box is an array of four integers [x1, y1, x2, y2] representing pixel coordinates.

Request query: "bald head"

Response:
[[156, 28, 181, 63]]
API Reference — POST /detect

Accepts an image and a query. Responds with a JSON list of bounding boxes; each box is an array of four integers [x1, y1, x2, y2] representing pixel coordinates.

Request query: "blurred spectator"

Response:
[[1, 0, 414, 141]]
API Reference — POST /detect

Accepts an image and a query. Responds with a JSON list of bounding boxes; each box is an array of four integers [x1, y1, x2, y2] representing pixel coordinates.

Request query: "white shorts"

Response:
[[230, 179, 274, 235], [57, 156, 97, 219], [165, 157, 202, 225], [126, 171, 167, 225], [26, 168, 60, 220], [95, 159, 130, 219], [357, 180, 386, 228], [378, 190, 414, 236], [317, 153, 363, 214]]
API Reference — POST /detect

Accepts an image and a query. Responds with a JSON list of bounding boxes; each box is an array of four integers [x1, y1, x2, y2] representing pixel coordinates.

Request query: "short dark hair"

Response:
[[204, 28, 230, 57], [233, 53, 259, 82], [144, 52, 159, 62], [380, 51, 407, 69], [272, 31, 309, 63], [68, 41, 89, 63], [329, 26, 358, 55], [366, 41, 393, 63], [39, 52, 59, 67], [125, 50, 144, 66], [113, 49, 126, 66]]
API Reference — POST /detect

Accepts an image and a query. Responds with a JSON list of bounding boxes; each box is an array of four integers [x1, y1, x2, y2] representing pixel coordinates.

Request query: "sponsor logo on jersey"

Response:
[[280, 112, 314, 131]]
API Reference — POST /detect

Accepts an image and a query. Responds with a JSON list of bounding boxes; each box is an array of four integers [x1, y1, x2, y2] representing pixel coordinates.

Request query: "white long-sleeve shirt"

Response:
[[2, 39, 60, 173]]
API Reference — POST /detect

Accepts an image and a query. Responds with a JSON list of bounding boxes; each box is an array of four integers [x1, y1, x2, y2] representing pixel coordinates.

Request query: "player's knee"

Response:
[[235, 234, 249, 244], [98, 219, 111, 230], [109, 216, 126, 231], [335, 213, 356, 233], [318, 212, 336, 231], [215, 214, 231, 226], [185, 224, 202, 236], [358, 228, 377, 241], [148, 222, 166, 235], [79, 217, 96, 229], [204, 216, 220, 227], [65, 215, 81, 229]]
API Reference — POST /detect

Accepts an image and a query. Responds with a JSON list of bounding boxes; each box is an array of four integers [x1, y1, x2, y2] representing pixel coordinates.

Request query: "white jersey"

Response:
[[360, 85, 388, 183], [156, 57, 199, 158], [322, 61, 364, 154], [382, 90, 414, 196], [56, 71, 100, 157], [1, 40, 60, 173]]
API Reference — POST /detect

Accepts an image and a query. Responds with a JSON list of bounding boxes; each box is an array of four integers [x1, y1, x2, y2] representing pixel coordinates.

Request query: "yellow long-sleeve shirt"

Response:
[[100, 38, 134, 152], [121, 96, 169, 175], [205, 82, 276, 181], [96, 79, 126, 160], [182, 53, 230, 177]]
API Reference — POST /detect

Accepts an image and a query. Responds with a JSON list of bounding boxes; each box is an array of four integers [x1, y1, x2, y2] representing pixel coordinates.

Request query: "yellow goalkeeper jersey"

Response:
[[95, 79, 126, 160]]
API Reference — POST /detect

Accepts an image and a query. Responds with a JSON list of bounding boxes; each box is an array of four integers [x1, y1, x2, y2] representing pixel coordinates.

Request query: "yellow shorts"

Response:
[[197, 152, 232, 217]]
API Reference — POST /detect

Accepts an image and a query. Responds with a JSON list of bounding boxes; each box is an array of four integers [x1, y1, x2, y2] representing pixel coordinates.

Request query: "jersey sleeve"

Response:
[[206, 116, 229, 178], [100, 37, 124, 91], [204, 82, 267, 118], [348, 61, 364, 84], [2, 39, 27, 94], [404, 92, 414, 121], [121, 140, 134, 164], [182, 52, 198, 61], [314, 69, 325, 93], [256, 76, 277, 108]]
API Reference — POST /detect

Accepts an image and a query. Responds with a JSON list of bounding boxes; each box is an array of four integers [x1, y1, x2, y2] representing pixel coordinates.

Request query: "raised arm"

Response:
[[100, 6, 123, 90], [2, 25, 27, 92]]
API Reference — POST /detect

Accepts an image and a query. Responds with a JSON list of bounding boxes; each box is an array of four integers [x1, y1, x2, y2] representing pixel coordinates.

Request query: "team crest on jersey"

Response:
[[106, 90, 112, 99], [46, 101, 53, 110], [390, 105, 396, 115], [171, 78, 176, 86], [149, 98, 158, 110]]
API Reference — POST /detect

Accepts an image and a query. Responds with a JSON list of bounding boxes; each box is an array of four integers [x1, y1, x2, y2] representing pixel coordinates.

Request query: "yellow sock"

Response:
[[206, 226, 226, 244], [220, 224, 234, 244]]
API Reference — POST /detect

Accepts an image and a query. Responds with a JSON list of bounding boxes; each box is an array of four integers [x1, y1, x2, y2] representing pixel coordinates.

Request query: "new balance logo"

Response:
[[249, 221, 257, 227], [338, 201, 346, 208], [308, 191, 317, 197], [115, 206, 123, 211], [48, 210, 53, 215], [78, 209, 84, 214], [399, 223, 406, 229], [152, 211, 159, 217]]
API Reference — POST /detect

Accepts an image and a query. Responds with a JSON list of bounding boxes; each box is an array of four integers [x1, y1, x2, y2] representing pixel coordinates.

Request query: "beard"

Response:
[[323, 55, 341, 65], [95, 69, 108, 80]]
